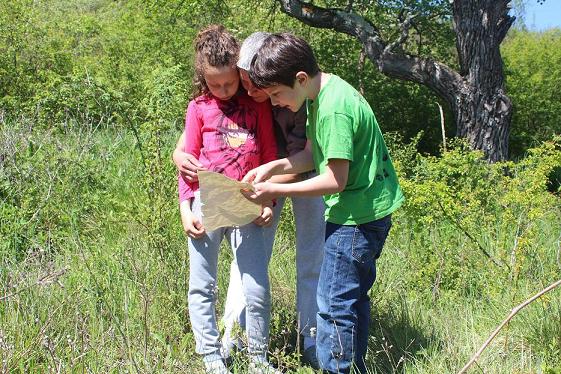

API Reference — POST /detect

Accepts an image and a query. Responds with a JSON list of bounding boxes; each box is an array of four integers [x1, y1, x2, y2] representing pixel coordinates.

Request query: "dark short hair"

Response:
[[249, 33, 320, 88]]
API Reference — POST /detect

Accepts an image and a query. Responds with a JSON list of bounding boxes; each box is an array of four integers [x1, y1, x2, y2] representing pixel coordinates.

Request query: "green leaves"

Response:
[[393, 135, 561, 293], [502, 29, 561, 157]]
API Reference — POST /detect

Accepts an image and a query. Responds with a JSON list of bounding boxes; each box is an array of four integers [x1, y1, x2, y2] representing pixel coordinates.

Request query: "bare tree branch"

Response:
[[458, 279, 561, 374], [275, 0, 462, 104], [383, 12, 416, 55]]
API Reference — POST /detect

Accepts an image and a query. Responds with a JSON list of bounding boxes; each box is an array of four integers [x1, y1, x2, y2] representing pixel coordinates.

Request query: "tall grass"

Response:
[[1, 118, 560, 373]]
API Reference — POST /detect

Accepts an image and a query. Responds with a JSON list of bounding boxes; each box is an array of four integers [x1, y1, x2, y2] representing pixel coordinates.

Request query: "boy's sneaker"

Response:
[[248, 359, 283, 374], [204, 358, 232, 374], [302, 345, 320, 370]]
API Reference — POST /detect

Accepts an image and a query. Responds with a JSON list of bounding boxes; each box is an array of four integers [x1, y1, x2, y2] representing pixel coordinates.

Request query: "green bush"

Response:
[[0, 119, 112, 260], [34, 73, 122, 128], [502, 29, 561, 157], [392, 135, 561, 295], [0, 0, 197, 131]]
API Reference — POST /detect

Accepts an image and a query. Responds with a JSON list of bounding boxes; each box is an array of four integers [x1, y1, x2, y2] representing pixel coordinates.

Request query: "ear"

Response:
[[295, 71, 309, 86]]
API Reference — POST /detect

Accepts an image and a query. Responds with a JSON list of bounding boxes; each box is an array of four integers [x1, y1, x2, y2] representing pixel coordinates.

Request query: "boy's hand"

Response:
[[174, 151, 206, 182], [242, 164, 275, 184], [253, 204, 273, 227], [181, 210, 206, 239], [242, 181, 277, 205]]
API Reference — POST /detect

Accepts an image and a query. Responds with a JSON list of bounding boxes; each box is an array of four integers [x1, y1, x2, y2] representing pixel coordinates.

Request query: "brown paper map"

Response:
[[198, 170, 261, 231]]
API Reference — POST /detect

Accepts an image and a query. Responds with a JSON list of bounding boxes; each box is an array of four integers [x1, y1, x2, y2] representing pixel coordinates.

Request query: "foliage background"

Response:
[[1, 0, 560, 373]]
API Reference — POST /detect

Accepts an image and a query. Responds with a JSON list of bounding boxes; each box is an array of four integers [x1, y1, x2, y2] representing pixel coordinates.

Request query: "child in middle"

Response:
[[178, 25, 280, 374]]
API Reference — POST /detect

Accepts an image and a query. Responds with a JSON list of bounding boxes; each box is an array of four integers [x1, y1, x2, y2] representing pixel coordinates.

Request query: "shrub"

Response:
[[392, 136, 561, 295]]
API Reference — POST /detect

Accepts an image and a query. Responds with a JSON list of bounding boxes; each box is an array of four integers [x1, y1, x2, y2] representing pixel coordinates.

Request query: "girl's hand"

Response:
[[253, 204, 273, 227], [181, 209, 206, 239], [174, 151, 206, 182]]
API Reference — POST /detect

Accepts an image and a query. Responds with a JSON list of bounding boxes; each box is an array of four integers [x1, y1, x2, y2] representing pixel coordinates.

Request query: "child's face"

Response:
[[239, 69, 269, 103], [204, 65, 240, 101], [263, 80, 307, 112]]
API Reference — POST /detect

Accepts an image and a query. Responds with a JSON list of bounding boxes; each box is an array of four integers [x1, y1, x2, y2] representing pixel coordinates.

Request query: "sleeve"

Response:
[[256, 100, 278, 164], [178, 100, 203, 203], [320, 113, 354, 162], [285, 105, 307, 156]]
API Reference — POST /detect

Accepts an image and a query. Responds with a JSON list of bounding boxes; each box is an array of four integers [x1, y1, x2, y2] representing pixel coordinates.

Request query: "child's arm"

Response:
[[179, 199, 205, 238], [243, 158, 349, 204], [244, 111, 354, 202], [172, 130, 206, 182], [268, 174, 301, 184], [178, 101, 204, 203], [243, 141, 316, 184]]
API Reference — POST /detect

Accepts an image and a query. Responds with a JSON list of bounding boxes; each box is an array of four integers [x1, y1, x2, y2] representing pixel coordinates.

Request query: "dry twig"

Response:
[[458, 279, 561, 374]]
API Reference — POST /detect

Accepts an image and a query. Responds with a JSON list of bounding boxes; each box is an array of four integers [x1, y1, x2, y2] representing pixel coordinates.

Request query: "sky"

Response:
[[524, 0, 561, 30]]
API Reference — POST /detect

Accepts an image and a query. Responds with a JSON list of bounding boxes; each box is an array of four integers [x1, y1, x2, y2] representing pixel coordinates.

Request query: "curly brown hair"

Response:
[[193, 25, 240, 97]]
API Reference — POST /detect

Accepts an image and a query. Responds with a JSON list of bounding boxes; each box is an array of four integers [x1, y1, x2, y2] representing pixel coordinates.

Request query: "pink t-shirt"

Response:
[[178, 91, 277, 202]]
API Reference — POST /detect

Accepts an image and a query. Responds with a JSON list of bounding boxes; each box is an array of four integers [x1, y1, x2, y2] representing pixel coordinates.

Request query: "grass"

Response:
[[1, 123, 560, 373]]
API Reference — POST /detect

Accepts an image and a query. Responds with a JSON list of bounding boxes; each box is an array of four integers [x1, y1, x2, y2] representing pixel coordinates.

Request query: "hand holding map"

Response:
[[197, 170, 262, 231]]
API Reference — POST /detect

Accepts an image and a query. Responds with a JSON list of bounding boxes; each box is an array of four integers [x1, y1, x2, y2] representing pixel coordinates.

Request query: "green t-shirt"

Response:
[[306, 74, 404, 225]]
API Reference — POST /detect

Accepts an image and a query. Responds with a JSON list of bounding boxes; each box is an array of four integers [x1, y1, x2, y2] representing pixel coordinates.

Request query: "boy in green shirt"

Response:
[[241, 33, 404, 373]]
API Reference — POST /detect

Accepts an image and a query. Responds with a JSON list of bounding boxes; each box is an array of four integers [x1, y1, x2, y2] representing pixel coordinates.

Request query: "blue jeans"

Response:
[[316, 215, 392, 374]]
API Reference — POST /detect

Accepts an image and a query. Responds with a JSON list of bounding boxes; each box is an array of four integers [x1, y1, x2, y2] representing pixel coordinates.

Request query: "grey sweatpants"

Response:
[[187, 192, 271, 360]]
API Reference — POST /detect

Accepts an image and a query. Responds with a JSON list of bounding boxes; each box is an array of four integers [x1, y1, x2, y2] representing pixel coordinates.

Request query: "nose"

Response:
[[219, 87, 230, 99]]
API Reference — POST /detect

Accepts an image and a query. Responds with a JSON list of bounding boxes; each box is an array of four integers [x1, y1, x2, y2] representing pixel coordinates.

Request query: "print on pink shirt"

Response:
[[203, 99, 259, 177]]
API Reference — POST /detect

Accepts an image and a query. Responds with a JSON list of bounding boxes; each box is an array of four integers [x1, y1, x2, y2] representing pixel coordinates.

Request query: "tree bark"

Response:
[[273, 0, 514, 161], [452, 1, 514, 161]]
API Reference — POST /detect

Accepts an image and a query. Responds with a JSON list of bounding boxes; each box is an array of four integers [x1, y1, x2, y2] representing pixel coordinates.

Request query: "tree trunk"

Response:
[[272, 0, 515, 161], [455, 90, 512, 162], [452, 0, 514, 161]]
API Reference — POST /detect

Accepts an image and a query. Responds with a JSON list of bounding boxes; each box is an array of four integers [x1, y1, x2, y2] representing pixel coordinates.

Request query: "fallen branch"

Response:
[[458, 278, 561, 374]]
